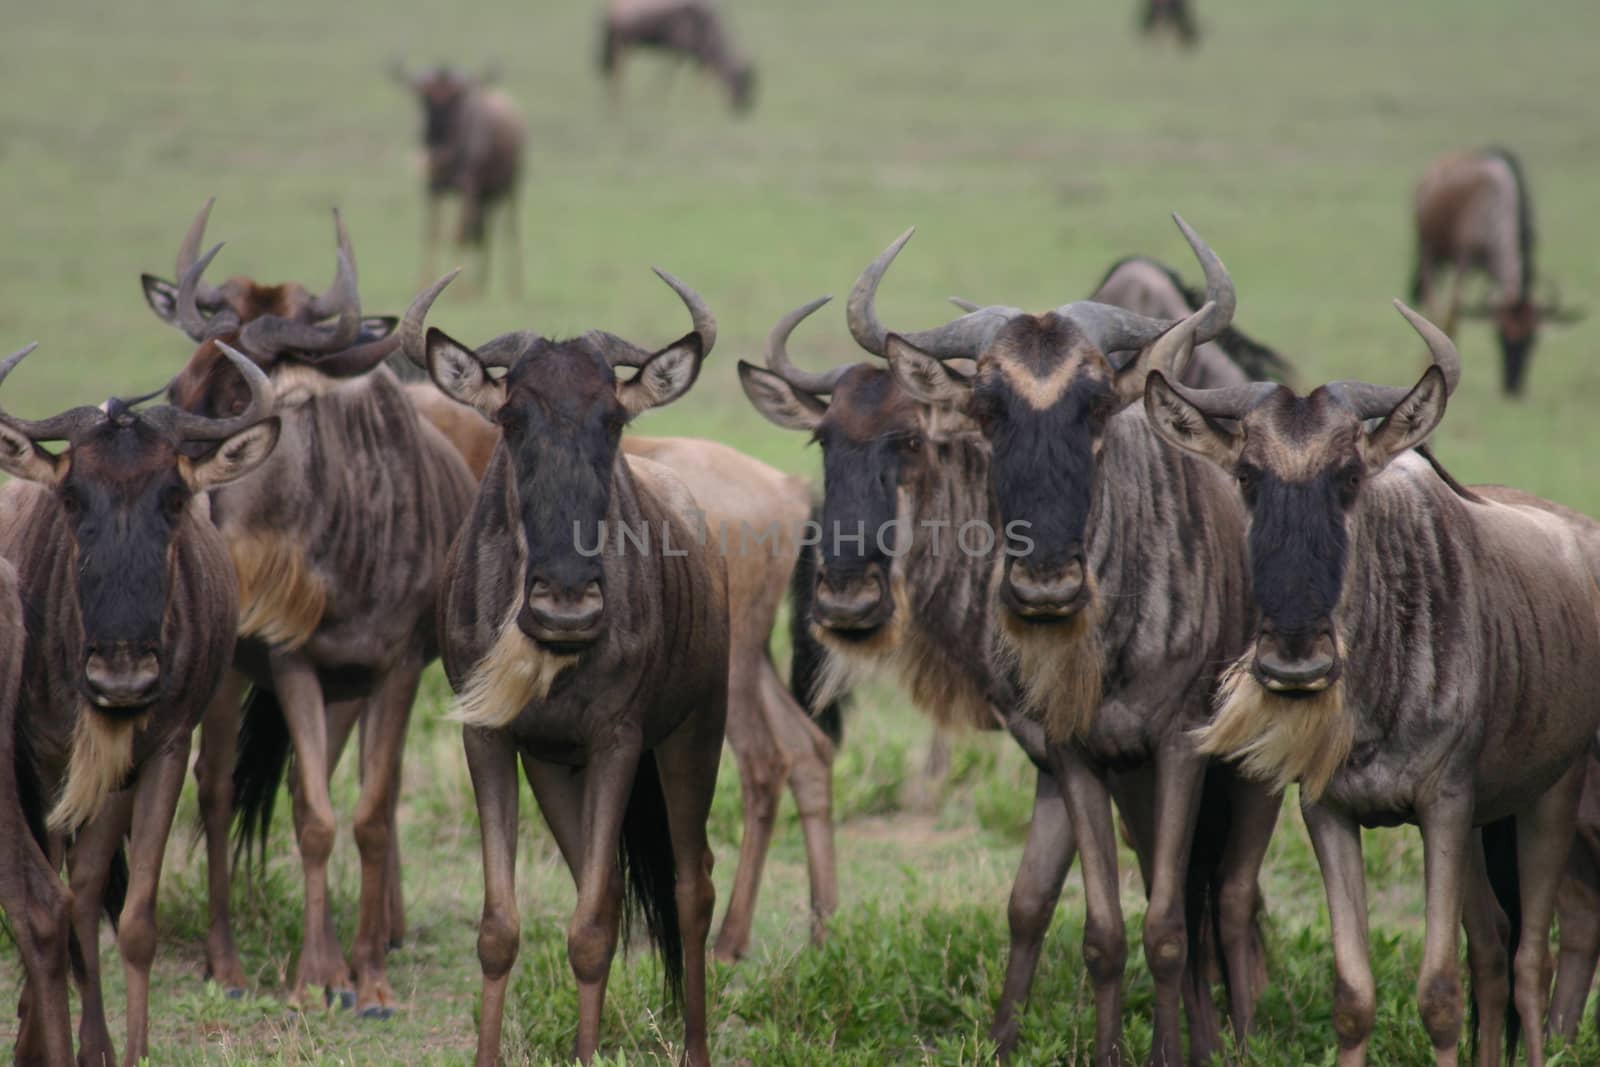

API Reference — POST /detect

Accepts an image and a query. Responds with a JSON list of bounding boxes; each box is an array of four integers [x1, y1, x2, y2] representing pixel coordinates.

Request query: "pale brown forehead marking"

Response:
[[1246, 400, 1362, 483], [984, 344, 1105, 412]]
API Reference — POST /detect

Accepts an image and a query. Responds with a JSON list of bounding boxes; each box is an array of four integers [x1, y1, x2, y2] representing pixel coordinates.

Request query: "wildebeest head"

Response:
[[739, 298, 939, 643], [1145, 301, 1459, 697], [402, 268, 713, 652], [842, 217, 1232, 630], [390, 62, 493, 147], [0, 342, 279, 711], [142, 200, 404, 418], [1461, 283, 1584, 397]]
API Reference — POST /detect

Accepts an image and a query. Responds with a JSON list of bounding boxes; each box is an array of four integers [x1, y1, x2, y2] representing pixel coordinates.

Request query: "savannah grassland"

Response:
[[3, 0, 1600, 1063]]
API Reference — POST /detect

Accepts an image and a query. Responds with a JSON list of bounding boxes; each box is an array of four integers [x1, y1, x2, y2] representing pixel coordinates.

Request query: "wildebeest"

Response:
[[740, 220, 1280, 1064], [142, 201, 478, 1015], [1410, 147, 1584, 396], [403, 270, 726, 1067], [1143, 304, 1600, 1064], [834, 217, 1282, 1066], [599, 0, 756, 114], [0, 342, 279, 1066], [1140, 0, 1199, 47], [404, 380, 841, 960], [390, 61, 526, 295]]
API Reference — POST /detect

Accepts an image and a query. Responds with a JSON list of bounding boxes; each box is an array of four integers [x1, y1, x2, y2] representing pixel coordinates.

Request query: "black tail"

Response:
[[618, 751, 684, 1007], [231, 686, 292, 872], [789, 522, 845, 746], [1182, 764, 1265, 1045], [1477, 817, 1522, 1060], [1484, 146, 1536, 298]]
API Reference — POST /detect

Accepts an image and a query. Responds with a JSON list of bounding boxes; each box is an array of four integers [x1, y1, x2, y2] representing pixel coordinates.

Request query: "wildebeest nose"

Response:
[[519, 579, 606, 649], [1004, 555, 1087, 617], [83, 645, 161, 709], [813, 563, 889, 632], [1253, 629, 1339, 692]]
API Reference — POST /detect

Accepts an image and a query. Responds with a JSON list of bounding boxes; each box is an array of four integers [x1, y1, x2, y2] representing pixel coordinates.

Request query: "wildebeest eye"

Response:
[[1339, 465, 1363, 505], [902, 434, 923, 454], [59, 486, 83, 518], [1089, 397, 1115, 431], [161, 485, 190, 519], [1236, 465, 1258, 499], [968, 393, 1000, 435]]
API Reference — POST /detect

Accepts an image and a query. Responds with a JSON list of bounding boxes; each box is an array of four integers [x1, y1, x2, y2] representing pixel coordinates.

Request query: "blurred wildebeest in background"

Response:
[[406, 269, 727, 1067], [1145, 305, 1600, 1065], [0, 343, 278, 1067], [599, 0, 756, 114], [1410, 147, 1584, 396], [1140, 0, 1199, 47], [144, 201, 478, 1017], [390, 61, 526, 296]]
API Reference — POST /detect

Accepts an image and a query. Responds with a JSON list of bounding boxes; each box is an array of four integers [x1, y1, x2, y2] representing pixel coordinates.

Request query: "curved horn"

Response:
[[847, 227, 1022, 361], [847, 227, 915, 356], [585, 268, 717, 368], [0, 344, 108, 441], [473, 331, 539, 369], [764, 296, 851, 394], [1158, 375, 1279, 421], [399, 269, 462, 369], [176, 242, 239, 342], [174, 197, 226, 309], [1172, 213, 1235, 344], [143, 343, 275, 442], [1320, 301, 1461, 419], [308, 208, 359, 318], [948, 297, 982, 313], [652, 267, 716, 356], [237, 250, 361, 355]]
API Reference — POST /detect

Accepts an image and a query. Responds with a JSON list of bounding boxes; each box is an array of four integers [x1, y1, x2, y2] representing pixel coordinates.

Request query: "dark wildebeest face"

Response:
[[415, 69, 471, 148], [1145, 301, 1457, 695], [410, 269, 713, 653], [1495, 297, 1538, 396], [0, 343, 279, 711], [730, 62, 757, 114]]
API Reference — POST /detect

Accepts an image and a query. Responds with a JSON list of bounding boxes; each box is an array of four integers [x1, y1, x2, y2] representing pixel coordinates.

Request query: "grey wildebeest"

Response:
[[141, 201, 478, 1015], [1410, 147, 1584, 396], [404, 379, 842, 960], [1142, 305, 1600, 1065], [833, 217, 1283, 1066], [391, 61, 526, 295], [402, 271, 727, 1067], [599, 0, 756, 114], [738, 220, 1280, 1064], [0, 343, 279, 1067]]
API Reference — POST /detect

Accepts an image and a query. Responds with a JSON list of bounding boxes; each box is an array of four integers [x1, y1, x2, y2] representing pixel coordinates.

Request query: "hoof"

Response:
[[359, 1005, 396, 1021], [323, 987, 356, 1011]]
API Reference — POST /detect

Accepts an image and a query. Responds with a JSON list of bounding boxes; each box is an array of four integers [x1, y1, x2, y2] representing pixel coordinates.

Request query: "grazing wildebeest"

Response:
[[835, 217, 1283, 1066], [403, 270, 727, 1067], [1140, 0, 1199, 47], [0, 342, 279, 1067], [599, 0, 756, 114], [390, 61, 526, 295], [142, 201, 478, 1015], [1410, 147, 1584, 396], [403, 379, 841, 960], [1143, 304, 1600, 1066]]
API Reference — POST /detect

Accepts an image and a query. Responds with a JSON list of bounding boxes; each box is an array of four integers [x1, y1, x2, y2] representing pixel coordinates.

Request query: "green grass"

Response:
[[4, 0, 1600, 1062]]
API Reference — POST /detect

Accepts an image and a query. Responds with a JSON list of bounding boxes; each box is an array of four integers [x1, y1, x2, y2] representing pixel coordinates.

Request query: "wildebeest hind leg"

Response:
[[350, 662, 422, 1018], [990, 767, 1076, 1061], [1461, 833, 1509, 1067], [1511, 761, 1585, 1067], [1303, 803, 1374, 1064], [713, 664, 787, 962], [763, 662, 839, 948], [118, 737, 192, 1066], [193, 671, 248, 992], [465, 726, 522, 1067]]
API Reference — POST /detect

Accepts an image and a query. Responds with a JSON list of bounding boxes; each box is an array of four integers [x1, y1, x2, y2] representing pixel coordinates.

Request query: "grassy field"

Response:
[[4, 0, 1600, 1062]]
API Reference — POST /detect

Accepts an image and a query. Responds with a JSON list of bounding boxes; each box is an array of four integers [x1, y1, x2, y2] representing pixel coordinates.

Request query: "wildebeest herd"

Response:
[[1, 14, 1598, 1067]]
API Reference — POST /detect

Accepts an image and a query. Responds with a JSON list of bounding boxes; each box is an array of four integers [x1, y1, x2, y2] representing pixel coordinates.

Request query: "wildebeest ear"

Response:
[[619, 332, 704, 419], [737, 361, 826, 432], [426, 327, 505, 419], [1143, 372, 1242, 468], [187, 418, 282, 489], [1362, 365, 1447, 470], [142, 275, 181, 326], [0, 423, 65, 485], [1113, 306, 1205, 406], [359, 316, 398, 341], [885, 334, 970, 407]]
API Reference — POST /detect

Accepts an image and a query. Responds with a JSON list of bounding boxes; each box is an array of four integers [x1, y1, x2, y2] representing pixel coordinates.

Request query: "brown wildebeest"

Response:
[[142, 201, 478, 1015], [1410, 147, 1584, 396], [599, 0, 756, 114], [1140, 0, 1199, 47], [404, 270, 726, 1067], [837, 217, 1283, 1066], [404, 380, 841, 959], [390, 61, 526, 295], [0, 343, 279, 1067], [1143, 304, 1600, 1066]]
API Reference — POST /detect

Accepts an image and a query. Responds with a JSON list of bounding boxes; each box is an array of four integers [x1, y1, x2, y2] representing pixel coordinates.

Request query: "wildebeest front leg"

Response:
[[713, 655, 787, 962], [764, 663, 839, 948], [570, 741, 643, 1065], [66, 791, 136, 1067], [193, 670, 248, 993], [1215, 775, 1283, 1045], [1512, 760, 1585, 1067], [466, 725, 522, 1067], [1060, 750, 1129, 1066], [271, 651, 351, 1009], [1414, 792, 1474, 1064], [990, 766, 1076, 1061], [2, 780, 74, 1065], [350, 661, 423, 1018], [118, 736, 191, 1066], [1303, 802, 1374, 1065], [1461, 833, 1509, 1067], [1142, 744, 1205, 1067]]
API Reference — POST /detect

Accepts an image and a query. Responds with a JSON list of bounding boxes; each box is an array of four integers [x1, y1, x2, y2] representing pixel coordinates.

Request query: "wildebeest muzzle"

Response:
[[517, 576, 606, 652], [82, 642, 162, 711], [813, 561, 892, 636], [1251, 622, 1341, 694], [1000, 551, 1089, 621]]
